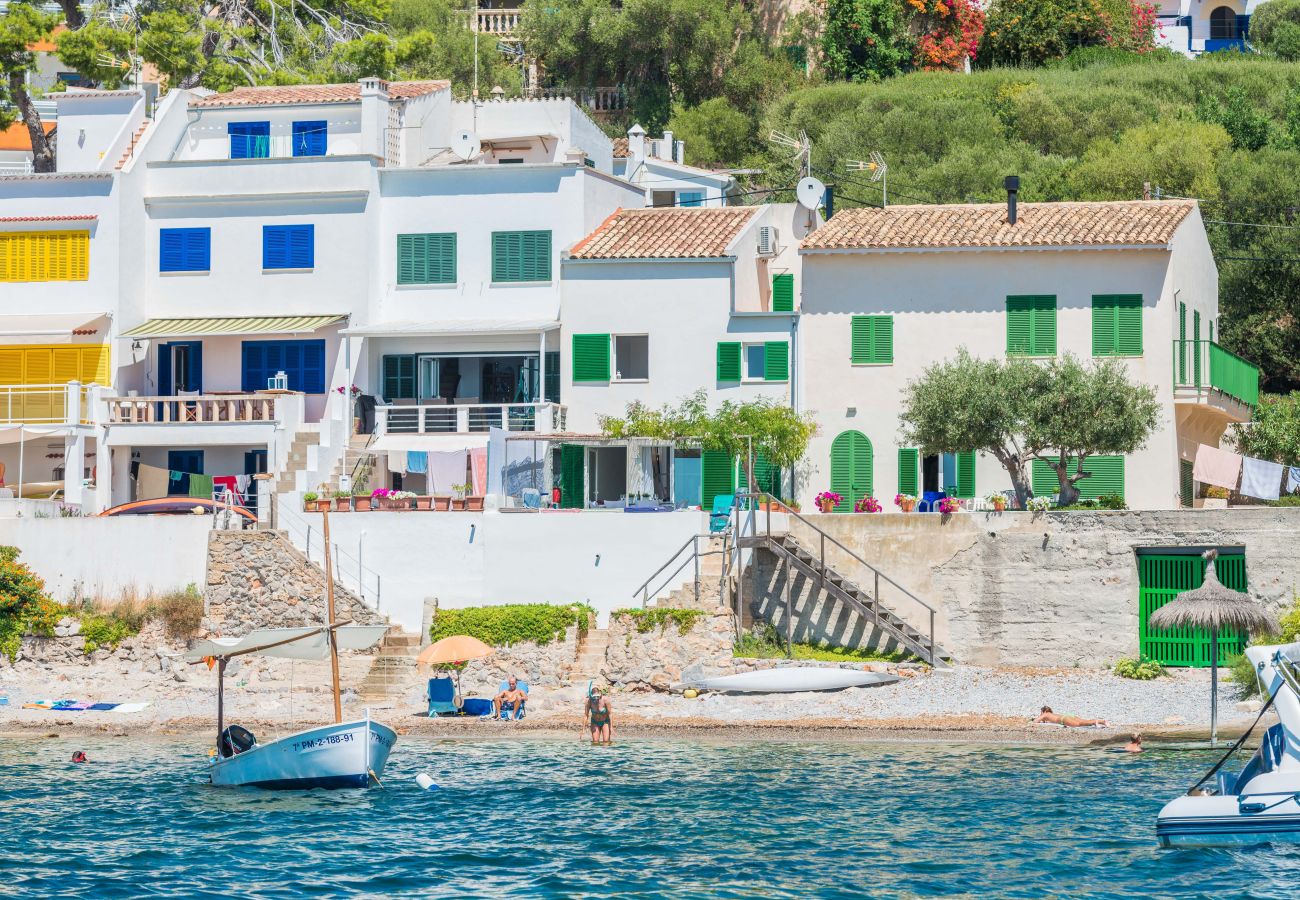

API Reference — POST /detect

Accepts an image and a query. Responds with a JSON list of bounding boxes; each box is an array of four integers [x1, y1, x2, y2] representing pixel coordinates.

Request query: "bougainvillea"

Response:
[[910, 0, 985, 70]]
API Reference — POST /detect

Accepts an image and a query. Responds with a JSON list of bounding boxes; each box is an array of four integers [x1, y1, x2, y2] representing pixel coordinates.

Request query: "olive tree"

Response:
[[1231, 392, 1300, 466], [1024, 356, 1160, 506]]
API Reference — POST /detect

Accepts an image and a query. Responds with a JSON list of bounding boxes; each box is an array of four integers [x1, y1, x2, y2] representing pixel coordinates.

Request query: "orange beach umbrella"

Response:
[[417, 635, 494, 668]]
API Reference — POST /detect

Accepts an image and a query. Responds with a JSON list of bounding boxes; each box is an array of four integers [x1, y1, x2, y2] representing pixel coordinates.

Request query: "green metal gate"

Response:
[[1138, 552, 1247, 667]]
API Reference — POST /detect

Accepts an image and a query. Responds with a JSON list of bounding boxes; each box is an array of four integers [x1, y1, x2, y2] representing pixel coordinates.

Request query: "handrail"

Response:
[[1171, 339, 1260, 407], [631, 533, 702, 607]]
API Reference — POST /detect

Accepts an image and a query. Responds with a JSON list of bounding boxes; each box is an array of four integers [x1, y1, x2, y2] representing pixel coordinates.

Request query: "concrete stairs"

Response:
[[356, 630, 423, 702], [649, 535, 730, 610], [570, 627, 610, 680]]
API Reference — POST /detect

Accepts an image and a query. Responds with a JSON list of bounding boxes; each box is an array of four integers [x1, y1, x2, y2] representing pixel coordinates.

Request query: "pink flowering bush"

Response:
[[854, 495, 883, 513], [938, 496, 961, 515]]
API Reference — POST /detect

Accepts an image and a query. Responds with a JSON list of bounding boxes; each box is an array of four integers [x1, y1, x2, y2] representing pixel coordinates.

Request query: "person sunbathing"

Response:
[[493, 677, 527, 721], [1035, 706, 1111, 728]]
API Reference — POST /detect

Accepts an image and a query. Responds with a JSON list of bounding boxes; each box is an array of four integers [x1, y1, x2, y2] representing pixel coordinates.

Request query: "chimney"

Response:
[[359, 77, 390, 162], [1004, 175, 1020, 225], [627, 123, 646, 164], [661, 130, 673, 161]]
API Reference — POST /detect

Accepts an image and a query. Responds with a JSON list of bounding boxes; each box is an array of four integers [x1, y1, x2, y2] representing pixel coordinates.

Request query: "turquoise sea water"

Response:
[[3, 735, 1300, 898]]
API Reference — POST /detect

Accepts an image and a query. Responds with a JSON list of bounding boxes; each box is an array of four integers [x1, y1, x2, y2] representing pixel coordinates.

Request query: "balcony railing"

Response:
[[0, 384, 96, 426], [1173, 340, 1260, 407], [105, 394, 279, 424], [475, 9, 520, 33], [377, 401, 565, 435]]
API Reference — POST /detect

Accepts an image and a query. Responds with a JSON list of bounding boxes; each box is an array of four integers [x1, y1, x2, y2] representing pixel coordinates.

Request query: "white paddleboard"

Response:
[[691, 667, 899, 694]]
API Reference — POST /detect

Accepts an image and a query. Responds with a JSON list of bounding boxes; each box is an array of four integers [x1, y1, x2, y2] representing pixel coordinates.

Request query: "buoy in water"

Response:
[[416, 773, 439, 791], [683, 688, 698, 699]]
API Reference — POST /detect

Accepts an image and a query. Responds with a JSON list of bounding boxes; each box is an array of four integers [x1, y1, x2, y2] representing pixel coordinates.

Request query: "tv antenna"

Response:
[[847, 151, 888, 207], [769, 129, 811, 179]]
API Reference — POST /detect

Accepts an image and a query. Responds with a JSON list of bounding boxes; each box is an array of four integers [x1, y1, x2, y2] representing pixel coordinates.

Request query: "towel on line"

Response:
[[1241, 457, 1284, 501], [407, 451, 428, 474], [137, 463, 169, 501], [1192, 444, 1243, 490], [188, 473, 215, 499], [1288, 466, 1300, 495]]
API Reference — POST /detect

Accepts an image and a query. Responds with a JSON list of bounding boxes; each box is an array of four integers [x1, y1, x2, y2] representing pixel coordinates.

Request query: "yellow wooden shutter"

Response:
[[0, 231, 89, 282], [80, 345, 109, 385], [53, 348, 80, 384], [0, 350, 21, 385]]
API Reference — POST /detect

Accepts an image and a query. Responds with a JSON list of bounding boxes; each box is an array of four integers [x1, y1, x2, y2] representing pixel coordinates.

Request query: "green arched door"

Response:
[[829, 430, 873, 512]]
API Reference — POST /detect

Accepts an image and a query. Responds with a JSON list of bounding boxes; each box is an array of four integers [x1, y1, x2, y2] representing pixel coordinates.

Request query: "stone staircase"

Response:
[[650, 535, 730, 610], [570, 627, 610, 680], [356, 630, 423, 702]]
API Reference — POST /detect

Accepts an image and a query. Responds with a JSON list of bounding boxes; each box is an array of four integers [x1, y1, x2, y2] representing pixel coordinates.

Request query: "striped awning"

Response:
[[122, 314, 346, 338]]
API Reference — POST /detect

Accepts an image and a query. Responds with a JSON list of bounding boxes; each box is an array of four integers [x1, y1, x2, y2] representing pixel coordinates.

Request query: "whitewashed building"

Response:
[[797, 197, 1256, 511], [613, 125, 736, 209], [1157, 0, 1261, 55]]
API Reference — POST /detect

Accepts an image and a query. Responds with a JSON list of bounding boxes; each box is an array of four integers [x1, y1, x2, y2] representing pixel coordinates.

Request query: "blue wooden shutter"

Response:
[[160, 228, 210, 272], [291, 120, 327, 157], [289, 225, 313, 268], [228, 122, 269, 159], [679, 191, 704, 207], [160, 229, 184, 272], [264, 225, 313, 269], [241, 342, 264, 392], [300, 340, 325, 393]]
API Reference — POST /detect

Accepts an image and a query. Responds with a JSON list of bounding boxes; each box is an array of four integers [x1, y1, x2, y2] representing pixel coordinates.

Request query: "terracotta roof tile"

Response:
[[191, 80, 450, 108], [0, 121, 55, 152], [612, 137, 629, 158], [569, 207, 760, 259], [801, 200, 1196, 251], [0, 215, 96, 223]]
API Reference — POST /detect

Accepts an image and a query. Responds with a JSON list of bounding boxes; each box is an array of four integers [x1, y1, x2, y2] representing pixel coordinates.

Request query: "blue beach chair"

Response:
[[708, 494, 735, 533], [427, 676, 458, 717], [495, 680, 529, 720]]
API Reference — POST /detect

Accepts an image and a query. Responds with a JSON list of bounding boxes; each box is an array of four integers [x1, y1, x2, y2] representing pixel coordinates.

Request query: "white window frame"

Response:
[[612, 333, 650, 383], [742, 342, 766, 383]]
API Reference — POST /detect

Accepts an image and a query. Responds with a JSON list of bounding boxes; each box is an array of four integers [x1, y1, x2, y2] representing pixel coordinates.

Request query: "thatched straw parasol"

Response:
[[1149, 549, 1277, 745]]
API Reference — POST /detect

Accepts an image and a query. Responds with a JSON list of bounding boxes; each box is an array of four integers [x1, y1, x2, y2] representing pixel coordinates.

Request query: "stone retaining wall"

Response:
[[455, 626, 583, 693], [746, 508, 1300, 667], [205, 531, 383, 634], [603, 607, 736, 690]]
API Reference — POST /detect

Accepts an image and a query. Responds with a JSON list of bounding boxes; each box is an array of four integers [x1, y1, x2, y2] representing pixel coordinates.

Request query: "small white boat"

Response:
[[186, 624, 397, 790], [691, 666, 899, 694], [1157, 640, 1300, 847]]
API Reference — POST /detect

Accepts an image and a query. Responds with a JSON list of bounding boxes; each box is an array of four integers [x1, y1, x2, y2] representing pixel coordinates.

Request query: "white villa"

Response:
[[612, 126, 736, 209], [1157, 0, 1262, 56]]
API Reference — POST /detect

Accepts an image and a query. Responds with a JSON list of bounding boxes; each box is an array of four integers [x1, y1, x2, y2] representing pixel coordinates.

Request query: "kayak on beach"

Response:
[[689, 667, 899, 694]]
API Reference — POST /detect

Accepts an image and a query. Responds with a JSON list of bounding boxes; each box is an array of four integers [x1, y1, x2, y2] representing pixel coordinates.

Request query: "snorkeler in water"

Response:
[[584, 686, 613, 745]]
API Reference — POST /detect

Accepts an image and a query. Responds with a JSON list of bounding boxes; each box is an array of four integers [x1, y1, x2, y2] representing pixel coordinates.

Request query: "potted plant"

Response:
[[336, 383, 362, 434], [415, 494, 433, 511], [1027, 496, 1053, 513], [390, 489, 416, 510], [780, 496, 802, 513], [1198, 486, 1230, 509], [302, 491, 321, 511], [894, 493, 917, 513], [985, 492, 1007, 513], [814, 491, 842, 514], [466, 494, 485, 511], [333, 490, 352, 512], [853, 495, 882, 513], [433, 495, 452, 511], [450, 482, 472, 510], [352, 487, 373, 511], [938, 496, 961, 515]]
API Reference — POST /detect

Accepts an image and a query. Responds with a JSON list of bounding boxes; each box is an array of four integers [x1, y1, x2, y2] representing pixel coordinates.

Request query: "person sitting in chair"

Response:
[[493, 677, 527, 721]]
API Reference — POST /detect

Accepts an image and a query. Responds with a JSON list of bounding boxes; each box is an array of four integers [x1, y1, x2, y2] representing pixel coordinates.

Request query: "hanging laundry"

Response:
[[427, 450, 467, 492], [188, 473, 215, 499], [1192, 444, 1243, 491], [235, 474, 252, 494], [388, 451, 407, 475], [1240, 457, 1284, 502], [407, 451, 428, 474], [212, 475, 242, 504], [169, 470, 183, 483], [1288, 466, 1300, 495], [137, 463, 169, 500], [470, 447, 488, 495]]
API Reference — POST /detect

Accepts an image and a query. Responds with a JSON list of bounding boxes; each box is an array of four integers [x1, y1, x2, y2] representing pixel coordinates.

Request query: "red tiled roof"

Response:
[[569, 207, 760, 260], [191, 80, 450, 108], [802, 200, 1196, 251], [612, 137, 629, 158], [0, 121, 55, 152], [0, 214, 96, 223]]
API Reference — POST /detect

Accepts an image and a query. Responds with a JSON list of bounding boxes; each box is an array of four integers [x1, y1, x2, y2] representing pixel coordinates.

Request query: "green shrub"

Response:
[[733, 622, 911, 662], [1113, 656, 1165, 679], [80, 614, 138, 654], [613, 607, 707, 635], [1228, 592, 1300, 698], [0, 545, 62, 660], [153, 584, 204, 640], [428, 603, 593, 646]]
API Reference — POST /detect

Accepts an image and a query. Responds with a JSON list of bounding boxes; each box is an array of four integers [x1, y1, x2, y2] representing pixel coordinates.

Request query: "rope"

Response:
[[1188, 689, 1277, 795]]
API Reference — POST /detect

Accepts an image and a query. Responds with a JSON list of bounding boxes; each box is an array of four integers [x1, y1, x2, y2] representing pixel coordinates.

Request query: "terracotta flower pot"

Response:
[[415, 496, 432, 510], [450, 498, 467, 511], [817, 500, 835, 514], [433, 496, 451, 511], [466, 495, 484, 511], [353, 497, 373, 511], [334, 497, 351, 512], [900, 500, 916, 513]]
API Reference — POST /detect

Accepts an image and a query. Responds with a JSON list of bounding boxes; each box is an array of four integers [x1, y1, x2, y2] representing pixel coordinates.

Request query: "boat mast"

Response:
[[322, 505, 343, 724], [216, 657, 227, 753]]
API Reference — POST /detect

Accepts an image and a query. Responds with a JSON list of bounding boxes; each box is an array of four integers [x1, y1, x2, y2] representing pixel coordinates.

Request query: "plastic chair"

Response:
[[427, 676, 458, 717], [521, 489, 542, 509], [495, 680, 529, 720], [709, 494, 735, 533]]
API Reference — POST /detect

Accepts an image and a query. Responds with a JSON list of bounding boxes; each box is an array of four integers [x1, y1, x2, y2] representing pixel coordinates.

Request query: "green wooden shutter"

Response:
[[397, 234, 421, 284], [571, 334, 611, 382], [763, 341, 789, 381], [560, 444, 585, 508], [829, 430, 872, 512], [752, 453, 781, 496], [701, 450, 736, 509], [1093, 295, 1142, 356], [397, 233, 456, 285], [1031, 459, 1060, 496], [897, 448, 919, 496], [1180, 459, 1194, 508], [429, 233, 456, 283], [851, 316, 893, 364], [954, 451, 976, 499], [492, 231, 551, 282], [381, 354, 415, 400], [1193, 310, 1202, 386], [771, 274, 794, 312], [1178, 302, 1187, 382], [1007, 296, 1056, 356], [1031, 456, 1125, 500], [716, 342, 741, 382], [1140, 552, 1248, 667]]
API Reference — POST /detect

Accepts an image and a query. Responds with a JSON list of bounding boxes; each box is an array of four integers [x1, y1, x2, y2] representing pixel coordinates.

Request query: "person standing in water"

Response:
[[584, 686, 613, 745], [1124, 734, 1144, 753]]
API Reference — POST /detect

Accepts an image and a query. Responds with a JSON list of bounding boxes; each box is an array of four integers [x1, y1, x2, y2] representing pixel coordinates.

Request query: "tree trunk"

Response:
[[9, 73, 55, 173], [1055, 454, 1080, 507], [992, 448, 1033, 510], [57, 0, 84, 30]]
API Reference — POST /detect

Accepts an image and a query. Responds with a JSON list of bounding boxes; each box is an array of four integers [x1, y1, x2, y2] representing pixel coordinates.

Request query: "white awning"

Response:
[[184, 625, 389, 662], [342, 318, 558, 337], [373, 433, 490, 454], [0, 312, 107, 337]]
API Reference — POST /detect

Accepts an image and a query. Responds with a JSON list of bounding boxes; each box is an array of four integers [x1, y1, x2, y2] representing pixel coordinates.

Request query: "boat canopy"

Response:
[[184, 625, 389, 662]]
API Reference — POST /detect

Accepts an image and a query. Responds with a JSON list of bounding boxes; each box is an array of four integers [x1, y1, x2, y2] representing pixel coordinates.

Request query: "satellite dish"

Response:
[[451, 130, 481, 162], [796, 176, 826, 210]]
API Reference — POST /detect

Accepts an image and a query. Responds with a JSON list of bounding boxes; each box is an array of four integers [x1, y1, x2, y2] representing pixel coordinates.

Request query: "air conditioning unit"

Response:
[[757, 225, 780, 257]]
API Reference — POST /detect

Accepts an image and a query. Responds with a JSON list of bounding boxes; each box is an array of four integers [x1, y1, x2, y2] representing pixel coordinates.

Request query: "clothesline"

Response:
[[1193, 443, 1298, 502], [132, 462, 253, 503]]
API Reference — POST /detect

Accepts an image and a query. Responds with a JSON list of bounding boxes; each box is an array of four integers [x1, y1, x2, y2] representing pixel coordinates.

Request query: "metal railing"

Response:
[[737, 491, 941, 665], [0, 383, 96, 425], [631, 533, 723, 609], [278, 501, 384, 613], [377, 401, 564, 435], [106, 394, 279, 424], [1173, 339, 1260, 407]]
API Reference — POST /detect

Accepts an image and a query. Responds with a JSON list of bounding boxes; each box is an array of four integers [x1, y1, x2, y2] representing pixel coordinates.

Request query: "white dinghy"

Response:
[[691, 667, 899, 694], [185, 506, 396, 790], [1157, 641, 1300, 847]]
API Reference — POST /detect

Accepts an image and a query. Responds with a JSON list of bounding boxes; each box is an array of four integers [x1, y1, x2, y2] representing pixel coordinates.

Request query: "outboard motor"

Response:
[[220, 725, 257, 759]]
